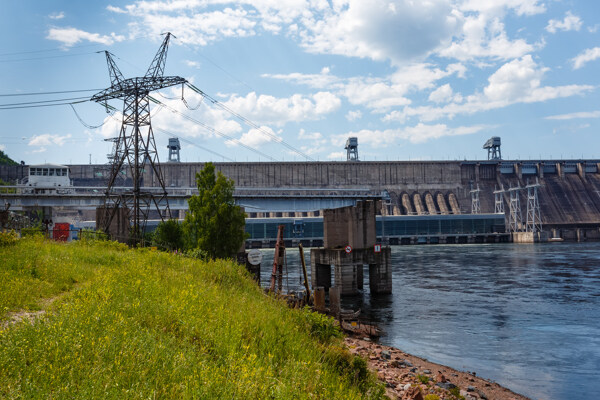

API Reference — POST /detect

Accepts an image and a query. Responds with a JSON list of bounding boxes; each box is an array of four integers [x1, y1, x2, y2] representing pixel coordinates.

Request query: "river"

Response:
[[257, 242, 600, 399]]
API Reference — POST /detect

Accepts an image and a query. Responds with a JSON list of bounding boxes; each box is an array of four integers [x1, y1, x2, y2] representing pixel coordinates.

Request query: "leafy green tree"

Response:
[[183, 163, 247, 259], [0, 150, 18, 166], [152, 219, 184, 251]]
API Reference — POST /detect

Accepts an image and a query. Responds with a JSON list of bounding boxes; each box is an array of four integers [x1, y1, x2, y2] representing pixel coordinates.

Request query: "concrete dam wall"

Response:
[[2, 160, 600, 233]]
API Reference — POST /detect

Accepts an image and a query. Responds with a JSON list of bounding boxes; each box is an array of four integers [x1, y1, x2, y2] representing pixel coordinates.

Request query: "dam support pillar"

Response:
[[310, 200, 392, 297]]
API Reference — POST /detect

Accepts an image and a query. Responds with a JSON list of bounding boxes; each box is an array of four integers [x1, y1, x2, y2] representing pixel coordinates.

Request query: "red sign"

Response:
[[374, 244, 381, 253], [345, 245, 352, 254]]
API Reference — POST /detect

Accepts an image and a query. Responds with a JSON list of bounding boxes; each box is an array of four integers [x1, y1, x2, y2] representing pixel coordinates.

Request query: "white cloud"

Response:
[[332, 123, 486, 147], [461, 0, 546, 17], [46, 27, 125, 47], [429, 84, 454, 103], [546, 12, 582, 33], [226, 126, 280, 148], [262, 69, 339, 89], [345, 110, 362, 121], [545, 111, 600, 120], [28, 134, 72, 147], [327, 151, 346, 160], [32, 147, 47, 154], [588, 24, 599, 33], [439, 13, 538, 61], [48, 11, 65, 20], [298, 0, 459, 64], [384, 55, 594, 123], [185, 60, 201, 69], [571, 47, 600, 70], [223, 91, 341, 125], [0, 144, 5, 151], [298, 129, 323, 141]]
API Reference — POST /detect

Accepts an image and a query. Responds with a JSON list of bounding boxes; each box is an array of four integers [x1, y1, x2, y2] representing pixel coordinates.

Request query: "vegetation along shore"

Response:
[[0, 232, 529, 399]]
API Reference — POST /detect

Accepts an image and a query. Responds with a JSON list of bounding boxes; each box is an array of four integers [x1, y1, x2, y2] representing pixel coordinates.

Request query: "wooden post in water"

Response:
[[298, 244, 311, 303], [269, 225, 285, 293]]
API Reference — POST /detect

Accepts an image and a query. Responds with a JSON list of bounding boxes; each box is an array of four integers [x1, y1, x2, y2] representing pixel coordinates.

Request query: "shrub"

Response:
[[300, 307, 343, 343], [0, 230, 19, 246], [417, 374, 430, 384]]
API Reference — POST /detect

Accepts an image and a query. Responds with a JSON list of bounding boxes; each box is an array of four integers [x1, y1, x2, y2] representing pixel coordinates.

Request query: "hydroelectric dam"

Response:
[[2, 159, 600, 244]]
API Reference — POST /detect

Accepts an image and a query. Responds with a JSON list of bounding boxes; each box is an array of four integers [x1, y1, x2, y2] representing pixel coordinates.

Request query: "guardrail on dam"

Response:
[[2, 159, 600, 241]]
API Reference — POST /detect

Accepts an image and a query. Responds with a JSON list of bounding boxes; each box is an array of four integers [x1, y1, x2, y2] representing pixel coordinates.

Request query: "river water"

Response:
[[257, 243, 600, 400]]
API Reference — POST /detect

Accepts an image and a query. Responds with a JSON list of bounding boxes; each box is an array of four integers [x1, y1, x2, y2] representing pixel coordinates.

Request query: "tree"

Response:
[[152, 219, 184, 251], [182, 163, 247, 259], [0, 150, 17, 166]]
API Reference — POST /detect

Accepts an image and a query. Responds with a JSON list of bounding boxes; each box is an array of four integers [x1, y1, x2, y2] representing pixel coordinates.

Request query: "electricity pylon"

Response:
[[91, 33, 186, 242]]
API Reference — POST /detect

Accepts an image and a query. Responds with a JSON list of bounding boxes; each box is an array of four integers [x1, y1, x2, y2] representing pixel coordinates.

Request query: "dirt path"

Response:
[[345, 336, 531, 400], [0, 291, 69, 330]]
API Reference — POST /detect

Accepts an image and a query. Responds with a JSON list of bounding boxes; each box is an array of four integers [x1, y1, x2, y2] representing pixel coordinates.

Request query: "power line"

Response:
[[103, 102, 235, 162], [0, 43, 101, 57], [154, 127, 235, 162], [186, 83, 315, 161], [0, 99, 89, 110], [0, 89, 102, 97], [70, 103, 113, 129], [0, 51, 98, 63], [149, 96, 278, 161], [0, 96, 91, 107]]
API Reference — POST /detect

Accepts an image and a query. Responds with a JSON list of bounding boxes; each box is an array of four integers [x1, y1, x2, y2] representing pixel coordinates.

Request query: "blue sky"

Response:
[[1, 0, 600, 165]]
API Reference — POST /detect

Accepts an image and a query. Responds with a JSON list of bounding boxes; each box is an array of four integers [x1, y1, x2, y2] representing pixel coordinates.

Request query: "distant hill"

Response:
[[0, 150, 18, 166]]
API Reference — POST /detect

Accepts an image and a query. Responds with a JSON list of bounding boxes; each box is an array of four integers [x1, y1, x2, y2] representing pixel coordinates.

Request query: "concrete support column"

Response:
[[334, 262, 360, 295], [310, 262, 332, 290], [357, 264, 364, 290], [368, 247, 392, 294]]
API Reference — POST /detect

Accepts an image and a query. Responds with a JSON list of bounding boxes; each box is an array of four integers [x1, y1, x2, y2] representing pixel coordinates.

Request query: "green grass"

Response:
[[0, 236, 384, 399]]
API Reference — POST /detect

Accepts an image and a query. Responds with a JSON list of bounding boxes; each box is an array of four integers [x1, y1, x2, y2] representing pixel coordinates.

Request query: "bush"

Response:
[[299, 307, 343, 343], [152, 219, 184, 251], [185, 248, 210, 261], [0, 230, 18, 246], [20, 227, 43, 237], [417, 374, 430, 384]]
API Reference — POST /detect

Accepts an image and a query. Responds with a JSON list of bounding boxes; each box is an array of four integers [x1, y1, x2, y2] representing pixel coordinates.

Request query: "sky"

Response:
[[1, 0, 600, 165]]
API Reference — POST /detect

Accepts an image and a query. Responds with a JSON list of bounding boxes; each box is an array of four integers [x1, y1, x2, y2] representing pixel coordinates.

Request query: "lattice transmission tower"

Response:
[[91, 33, 186, 242], [507, 186, 523, 232], [470, 183, 481, 214], [525, 179, 542, 233], [494, 185, 505, 214]]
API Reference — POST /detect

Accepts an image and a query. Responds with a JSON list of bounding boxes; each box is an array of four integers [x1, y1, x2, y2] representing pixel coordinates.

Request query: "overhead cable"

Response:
[[0, 89, 102, 97], [149, 96, 278, 161], [0, 99, 89, 110], [186, 83, 315, 161], [70, 103, 113, 129]]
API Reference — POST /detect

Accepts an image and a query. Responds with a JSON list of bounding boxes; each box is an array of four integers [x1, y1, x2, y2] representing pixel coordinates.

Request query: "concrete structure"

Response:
[[323, 200, 375, 248], [3, 159, 600, 241], [310, 201, 392, 296]]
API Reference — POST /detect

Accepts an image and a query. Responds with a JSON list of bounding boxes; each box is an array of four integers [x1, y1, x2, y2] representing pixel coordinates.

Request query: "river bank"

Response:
[[345, 334, 530, 400]]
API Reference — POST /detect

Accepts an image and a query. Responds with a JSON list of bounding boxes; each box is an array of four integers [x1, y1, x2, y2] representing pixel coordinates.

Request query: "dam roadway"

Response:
[[2, 159, 600, 240]]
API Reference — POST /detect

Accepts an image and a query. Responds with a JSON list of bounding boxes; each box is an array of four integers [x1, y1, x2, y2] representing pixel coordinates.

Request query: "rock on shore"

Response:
[[345, 336, 531, 400]]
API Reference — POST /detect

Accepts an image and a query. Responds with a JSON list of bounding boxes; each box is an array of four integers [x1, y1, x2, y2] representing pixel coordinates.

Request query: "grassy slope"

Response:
[[0, 236, 384, 399]]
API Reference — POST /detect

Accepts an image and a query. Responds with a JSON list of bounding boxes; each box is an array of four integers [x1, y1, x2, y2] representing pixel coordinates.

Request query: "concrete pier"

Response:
[[310, 201, 392, 296], [310, 247, 392, 295]]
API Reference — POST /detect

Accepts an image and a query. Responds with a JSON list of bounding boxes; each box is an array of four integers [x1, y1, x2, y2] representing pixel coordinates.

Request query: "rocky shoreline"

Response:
[[345, 335, 531, 400]]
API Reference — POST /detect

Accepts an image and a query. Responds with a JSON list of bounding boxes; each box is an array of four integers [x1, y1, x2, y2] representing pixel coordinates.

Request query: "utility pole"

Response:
[[91, 33, 186, 243]]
